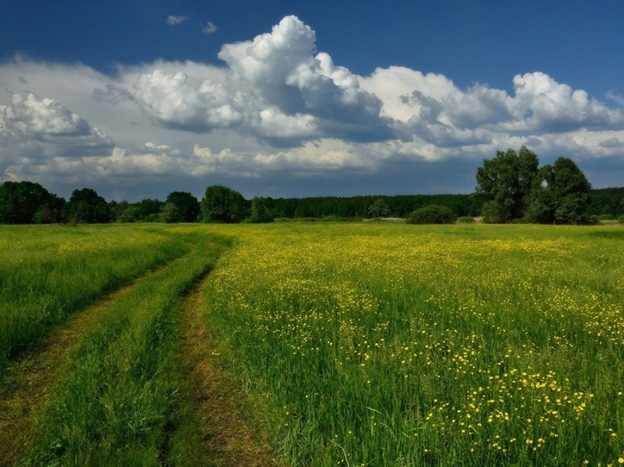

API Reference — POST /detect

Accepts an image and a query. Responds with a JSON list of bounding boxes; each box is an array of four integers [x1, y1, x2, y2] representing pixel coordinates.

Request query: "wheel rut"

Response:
[[0, 251, 275, 466], [0, 270, 161, 466], [177, 272, 278, 466]]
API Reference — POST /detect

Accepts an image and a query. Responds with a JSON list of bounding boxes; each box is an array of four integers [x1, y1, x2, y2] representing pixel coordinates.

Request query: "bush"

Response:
[[406, 205, 457, 224], [457, 216, 475, 224], [599, 214, 615, 220], [618, 215, 624, 224], [320, 215, 349, 222]]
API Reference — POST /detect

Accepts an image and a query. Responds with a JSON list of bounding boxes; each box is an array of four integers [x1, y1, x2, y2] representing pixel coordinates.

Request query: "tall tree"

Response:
[[247, 197, 275, 223], [165, 191, 200, 222], [529, 157, 592, 224], [200, 185, 248, 223], [160, 202, 183, 223], [32, 193, 65, 224], [0, 181, 64, 224], [476, 146, 539, 223], [63, 188, 110, 223], [135, 199, 164, 221]]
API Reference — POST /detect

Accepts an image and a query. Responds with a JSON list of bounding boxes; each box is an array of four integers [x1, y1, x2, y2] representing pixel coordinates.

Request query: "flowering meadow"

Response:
[[204, 223, 624, 466], [2, 222, 623, 465]]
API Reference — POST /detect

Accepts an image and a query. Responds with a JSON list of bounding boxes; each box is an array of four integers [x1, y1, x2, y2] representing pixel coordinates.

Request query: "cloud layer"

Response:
[[1, 15, 623, 200]]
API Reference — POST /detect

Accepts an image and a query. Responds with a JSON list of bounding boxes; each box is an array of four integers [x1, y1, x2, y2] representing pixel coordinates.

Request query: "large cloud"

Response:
[[134, 70, 243, 132], [361, 67, 624, 144], [0, 93, 113, 162], [134, 16, 391, 143], [509, 72, 624, 132], [9, 93, 96, 140]]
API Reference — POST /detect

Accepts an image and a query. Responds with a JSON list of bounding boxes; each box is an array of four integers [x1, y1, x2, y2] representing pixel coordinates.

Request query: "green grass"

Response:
[[23, 227, 231, 465], [203, 223, 624, 466], [0, 224, 189, 375], [3, 222, 624, 465]]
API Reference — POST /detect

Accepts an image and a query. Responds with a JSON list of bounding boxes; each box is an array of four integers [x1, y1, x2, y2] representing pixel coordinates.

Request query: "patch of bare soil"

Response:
[[179, 277, 278, 466], [0, 281, 141, 466]]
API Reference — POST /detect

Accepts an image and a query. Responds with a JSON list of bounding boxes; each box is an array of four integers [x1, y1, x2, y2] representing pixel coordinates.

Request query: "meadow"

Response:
[[1, 222, 623, 465], [204, 223, 624, 466]]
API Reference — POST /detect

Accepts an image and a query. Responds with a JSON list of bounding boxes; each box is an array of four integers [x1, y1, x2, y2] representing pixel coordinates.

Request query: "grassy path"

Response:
[[1, 229, 277, 465], [173, 272, 277, 466], [0, 279, 146, 466]]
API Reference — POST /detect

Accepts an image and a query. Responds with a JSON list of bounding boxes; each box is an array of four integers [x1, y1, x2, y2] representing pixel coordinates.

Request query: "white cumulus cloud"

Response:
[[134, 69, 243, 131], [509, 72, 624, 132], [9, 93, 91, 138], [134, 16, 390, 143], [1, 92, 112, 151]]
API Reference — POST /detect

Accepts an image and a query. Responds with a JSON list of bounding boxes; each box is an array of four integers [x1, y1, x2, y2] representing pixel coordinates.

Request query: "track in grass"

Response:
[[174, 271, 277, 466], [0, 279, 143, 466], [0, 233, 276, 466]]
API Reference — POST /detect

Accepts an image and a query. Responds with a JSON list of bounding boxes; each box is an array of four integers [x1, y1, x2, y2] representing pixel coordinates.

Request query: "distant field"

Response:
[[1, 223, 623, 465]]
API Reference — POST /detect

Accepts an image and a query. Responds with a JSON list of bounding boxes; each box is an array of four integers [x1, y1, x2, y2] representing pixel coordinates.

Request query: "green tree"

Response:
[[246, 197, 275, 223], [200, 185, 248, 223], [108, 200, 129, 222], [368, 198, 390, 218], [118, 205, 142, 223], [63, 188, 110, 223], [135, 199, 164, 222], [293, 203, 314, 218], [165, 191, 199, 222], [476, 146, 539, 223], [160, 202, 183, 223], [0, 181, 64, 224], [406, 205, 457, 224], [529, 157, 592, 224], [480, 200, 508, 224], [32, 193, 65, 224]]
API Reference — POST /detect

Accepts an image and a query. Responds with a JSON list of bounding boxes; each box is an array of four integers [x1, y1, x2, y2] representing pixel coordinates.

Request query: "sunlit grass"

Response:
[[3, 222, 623, 465], [204, 223, 624, 465], [24, 227, 231, 465], [0, 224, 189, 375]]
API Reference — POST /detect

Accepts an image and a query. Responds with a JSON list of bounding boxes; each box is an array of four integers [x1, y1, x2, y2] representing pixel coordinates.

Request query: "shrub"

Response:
[[599, 214, 614, 220], [618, 215, 624, 224], [406, 205, 457, 224], [320, 215, 349, 222], [457, 216, 475, 224]]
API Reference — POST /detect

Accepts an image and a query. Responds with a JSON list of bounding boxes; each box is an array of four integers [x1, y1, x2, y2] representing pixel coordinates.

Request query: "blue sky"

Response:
[[1, 0, 623, 201]]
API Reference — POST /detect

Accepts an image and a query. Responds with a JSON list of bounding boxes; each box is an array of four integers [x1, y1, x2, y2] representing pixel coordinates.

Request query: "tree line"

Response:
[[0, 181, 481, 224], [0, 147, 622, 225]]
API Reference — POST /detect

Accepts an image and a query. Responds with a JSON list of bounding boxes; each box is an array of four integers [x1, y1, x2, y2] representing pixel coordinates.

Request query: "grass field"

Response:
[[1, 222, 623, 465], [0, 225, 190, 375]]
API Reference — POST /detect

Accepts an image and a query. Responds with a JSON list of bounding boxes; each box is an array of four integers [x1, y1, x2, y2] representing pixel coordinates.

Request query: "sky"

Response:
[[1, 0, 624, 202]]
